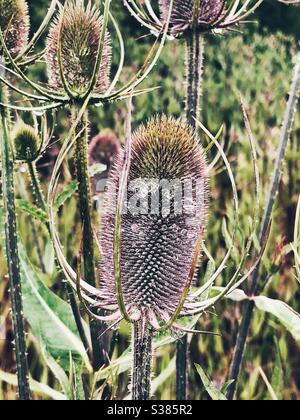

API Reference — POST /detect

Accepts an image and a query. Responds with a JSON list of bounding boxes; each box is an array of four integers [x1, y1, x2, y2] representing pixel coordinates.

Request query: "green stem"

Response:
[[226, 51, 300, 401], [0, 83, 30, 400], [175, 29, 205, 401], [132, 322, 153, 401], [28, 161, 47, 212], [73, 107, 106, 371]]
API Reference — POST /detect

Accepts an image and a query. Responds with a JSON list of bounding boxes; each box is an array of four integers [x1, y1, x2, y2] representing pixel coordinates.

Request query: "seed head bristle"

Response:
[[100, 116, 209, 325], [46, 0, 111, 96], [12, 122, 41, 162], [0, 0, 29, 57]]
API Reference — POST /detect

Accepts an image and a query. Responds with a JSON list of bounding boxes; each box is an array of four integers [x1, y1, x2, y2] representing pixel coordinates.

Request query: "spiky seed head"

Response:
[[12, 122, 41, 162], [101, 116, 209, 324], [0, 0, 29, 57], [89, 129, 121, 167], [160, 0, 225, 36], [46, 0, 111, 97]]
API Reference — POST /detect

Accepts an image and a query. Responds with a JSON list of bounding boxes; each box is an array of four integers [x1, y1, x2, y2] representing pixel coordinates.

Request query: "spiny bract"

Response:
[[12, 122, 40, 162], [160, 0, 225, 35], [46, 0, 111, 97], [0, 0, 29, 57], [100, 116, 209, 329]]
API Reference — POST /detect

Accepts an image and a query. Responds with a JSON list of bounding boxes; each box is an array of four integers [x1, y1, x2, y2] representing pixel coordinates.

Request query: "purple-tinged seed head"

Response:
[[0, 0, 29, 58], [100, 116, 209, 325], [46, 0, 111, 97], [159, 0, 225, 36], [89, 129, 121, 168]]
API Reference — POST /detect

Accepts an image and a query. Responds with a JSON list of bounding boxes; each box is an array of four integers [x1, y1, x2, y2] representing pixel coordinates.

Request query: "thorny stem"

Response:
[[175, 28, 205, 401], [28, 161, 47, 213], [73, 107, 106, 371], [132, 322, 153, 401], [185, 30, 204, 130], [227, 52, 300, 401], [0, 81, 30, 400]]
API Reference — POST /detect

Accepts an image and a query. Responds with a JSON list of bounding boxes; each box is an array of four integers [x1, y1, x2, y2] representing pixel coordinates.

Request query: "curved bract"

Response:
[[0, 0, 171, 113], [47, 0, 111, 97], [0, 0, 29, 57], [160, 0, 225, 35], [100, 116, 209, 329]]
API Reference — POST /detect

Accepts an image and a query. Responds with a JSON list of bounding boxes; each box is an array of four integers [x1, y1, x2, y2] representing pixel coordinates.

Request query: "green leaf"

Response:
[[195, 364, 227, 400], [16, 199, 48, 224], [41, 345, 73, 400], [18, 242, 91, 371], [220, 380, 235, 395], [0, 371, 66, 401], [253, 296, 300, 341], [54, 180, 78, 210], [270, 338, 284, 400], [211, 287, 248, 302], [69, 354, 85, 401], [258, 367, 278, 401]]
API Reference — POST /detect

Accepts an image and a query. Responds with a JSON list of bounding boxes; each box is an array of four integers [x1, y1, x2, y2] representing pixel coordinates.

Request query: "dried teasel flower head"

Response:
[[89, 129, 121, 196], [124, 0, 264, 39], [89, 129, 121, 168], [159, 0, 225, 35], [12, 121, 41, 162], [100, 116, 209, 330], [46, 0, 111, 97], [0, 0, 29, 57]]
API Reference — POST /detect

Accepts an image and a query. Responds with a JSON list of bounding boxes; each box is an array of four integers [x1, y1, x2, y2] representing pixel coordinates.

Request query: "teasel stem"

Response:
[[132, 322, 153, 401], [226, 52, 300, 401], [175, 24, 205, 401], [185, 29, 204, 130], [0, 80, 30, 400], [28, 161, 47, 213], [73, 106, 105, 371]]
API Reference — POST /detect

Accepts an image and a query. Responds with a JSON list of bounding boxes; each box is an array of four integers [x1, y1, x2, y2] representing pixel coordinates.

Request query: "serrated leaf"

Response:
[[16, 199, 48, 224]]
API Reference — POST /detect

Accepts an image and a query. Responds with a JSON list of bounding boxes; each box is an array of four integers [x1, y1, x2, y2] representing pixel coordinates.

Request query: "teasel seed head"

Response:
[[46, 0, 111, 97], [101, 116, 209, 327], [12, 122, 41, 162], [159, 0, 225, 36], [89, 129, 121, 168], [0, 0, 29, 57]]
